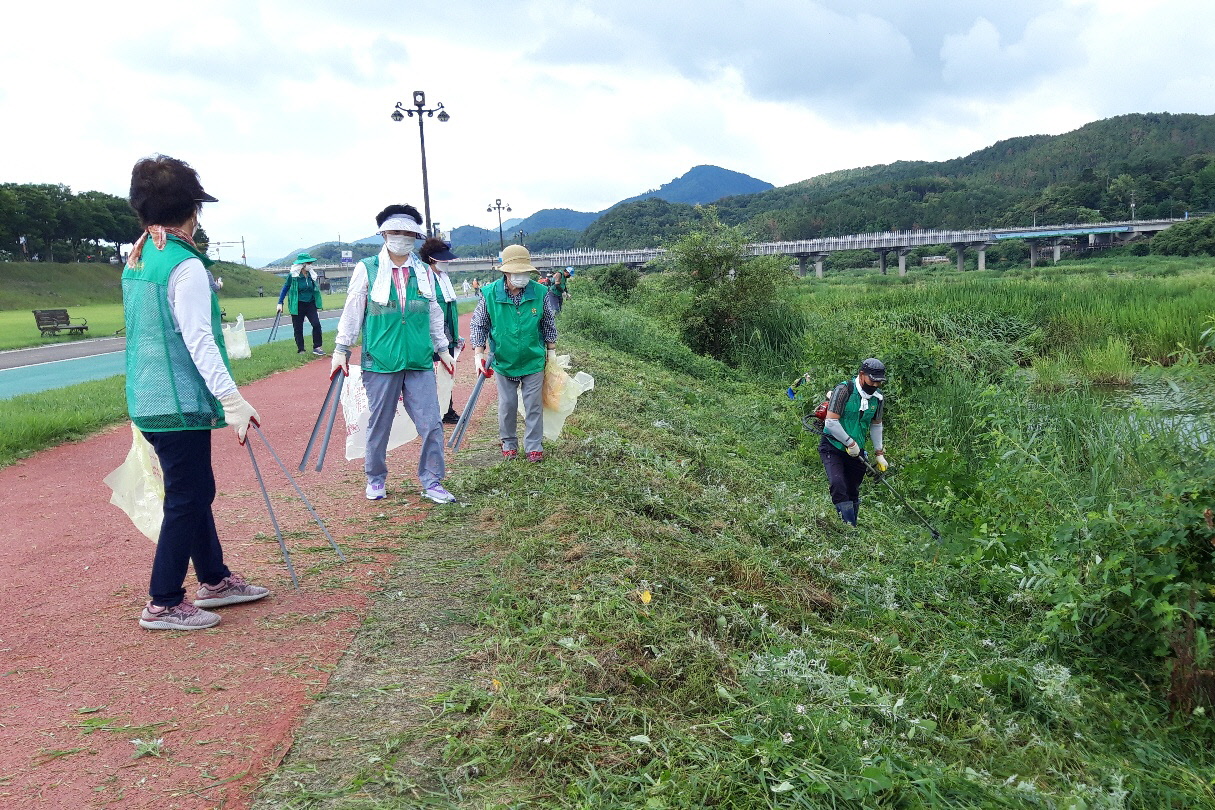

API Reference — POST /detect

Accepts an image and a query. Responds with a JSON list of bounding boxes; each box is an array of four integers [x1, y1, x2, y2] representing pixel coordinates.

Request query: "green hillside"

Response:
[[583, 112, 1215, 248], [0, 260, 280, 310]]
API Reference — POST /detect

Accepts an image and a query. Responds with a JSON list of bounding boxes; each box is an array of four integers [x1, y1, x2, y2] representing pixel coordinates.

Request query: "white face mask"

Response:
[[384, 234, 415, 254], [507, 273, 530, 289]]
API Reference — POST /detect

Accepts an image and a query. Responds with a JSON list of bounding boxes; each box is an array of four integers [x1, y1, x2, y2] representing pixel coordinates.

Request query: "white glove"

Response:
[[475, 350, 493, 378], [218, 391, 260, 444], [437, 350, 455, 376], [875, 452, 889, 472], [546, 348, 557, 364], [214, 277, 223, 289], [845, 441, 861, 458], [276, 303, 283, 313], [330, 350, 349, 379]]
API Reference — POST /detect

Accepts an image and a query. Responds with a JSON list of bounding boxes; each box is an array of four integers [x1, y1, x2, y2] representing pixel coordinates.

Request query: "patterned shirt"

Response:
[[468, 283, 559, 349]]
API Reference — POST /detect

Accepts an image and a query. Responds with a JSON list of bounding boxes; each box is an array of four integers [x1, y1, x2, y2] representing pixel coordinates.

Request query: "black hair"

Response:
[[128, 155, 209, 227], [375, 204, 424, 229]]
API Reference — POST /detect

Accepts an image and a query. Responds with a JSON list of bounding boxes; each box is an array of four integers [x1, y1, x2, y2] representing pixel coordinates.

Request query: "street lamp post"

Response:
[[516, 230, 526, 245], [488, 199, 511, 250], [391, 90, 450, 238]]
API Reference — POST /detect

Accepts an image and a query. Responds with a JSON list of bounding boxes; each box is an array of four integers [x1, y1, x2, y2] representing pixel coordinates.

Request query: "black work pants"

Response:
[[292, 300, 322, 352], [142, 429, 231, 607], [819, 438, 867, 506]]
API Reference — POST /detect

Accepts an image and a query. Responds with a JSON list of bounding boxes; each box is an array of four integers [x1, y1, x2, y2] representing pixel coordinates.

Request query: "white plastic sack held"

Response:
[[222, 314, 251, 359], [520, 355, 595, 440], [340, 365, 419, 460], [103, 422, 164, 542]]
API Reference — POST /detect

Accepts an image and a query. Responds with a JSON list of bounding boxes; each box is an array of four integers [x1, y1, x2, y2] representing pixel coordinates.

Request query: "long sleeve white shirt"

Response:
[[166, 257, 238, 399], [334, 258, 447, 355]]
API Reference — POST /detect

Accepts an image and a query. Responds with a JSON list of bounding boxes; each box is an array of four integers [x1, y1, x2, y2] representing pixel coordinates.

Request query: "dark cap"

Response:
[[860, 357, 886, 381], [419, 237, 458, 263]]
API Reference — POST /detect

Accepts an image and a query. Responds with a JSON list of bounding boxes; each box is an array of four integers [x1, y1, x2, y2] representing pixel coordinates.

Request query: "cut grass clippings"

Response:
[[252, 328, 1215, 808]]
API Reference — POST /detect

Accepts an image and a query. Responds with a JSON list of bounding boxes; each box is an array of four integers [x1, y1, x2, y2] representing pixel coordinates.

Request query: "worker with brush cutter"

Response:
[[818, 358, 889, 526]]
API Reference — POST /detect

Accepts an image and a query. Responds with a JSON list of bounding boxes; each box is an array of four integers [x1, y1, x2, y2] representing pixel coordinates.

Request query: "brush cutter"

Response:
[[802, 415, 941, 540]]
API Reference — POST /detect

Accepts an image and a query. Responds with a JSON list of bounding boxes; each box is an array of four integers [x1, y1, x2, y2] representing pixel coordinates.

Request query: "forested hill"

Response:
[[582, 112, 1215, 248]]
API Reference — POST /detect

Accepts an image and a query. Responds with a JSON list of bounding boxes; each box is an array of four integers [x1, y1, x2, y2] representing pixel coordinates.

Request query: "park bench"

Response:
[[33, 309, 89, 337]]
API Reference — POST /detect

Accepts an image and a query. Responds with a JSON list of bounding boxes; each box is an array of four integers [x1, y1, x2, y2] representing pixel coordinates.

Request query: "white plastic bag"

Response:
[[103, 423, 164, 542], [520, 355, 595, 440], [222, 314, 251, 359], [435, 358, 455, 412], [340, 365, 418, 460]]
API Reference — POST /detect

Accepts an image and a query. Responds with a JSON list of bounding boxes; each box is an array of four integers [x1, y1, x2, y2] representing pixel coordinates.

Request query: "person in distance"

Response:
[[276, 252, 326, 356]]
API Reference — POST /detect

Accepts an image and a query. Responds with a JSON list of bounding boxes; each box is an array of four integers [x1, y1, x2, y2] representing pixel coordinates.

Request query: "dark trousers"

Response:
[[292, 300, 322, 352], [819, 438, 866, 506], [546, 291, 563, 316], [142, 429, 231, 607]]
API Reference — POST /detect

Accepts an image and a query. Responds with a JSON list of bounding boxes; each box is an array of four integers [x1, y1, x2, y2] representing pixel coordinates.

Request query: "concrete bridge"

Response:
[[286, 218, 1184, 284]]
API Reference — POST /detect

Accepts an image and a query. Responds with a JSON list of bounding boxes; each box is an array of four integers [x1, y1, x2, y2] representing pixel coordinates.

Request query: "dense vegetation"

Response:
[[269, 238, 1214, 806]]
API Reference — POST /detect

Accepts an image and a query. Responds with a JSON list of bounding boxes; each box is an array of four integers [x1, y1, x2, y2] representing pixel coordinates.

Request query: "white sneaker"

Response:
[[366, 481, 386, 500]]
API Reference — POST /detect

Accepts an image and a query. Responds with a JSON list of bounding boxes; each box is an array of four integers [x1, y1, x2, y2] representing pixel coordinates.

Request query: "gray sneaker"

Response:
[[140, 601, 220, 630], [195, 574, 270, 608]]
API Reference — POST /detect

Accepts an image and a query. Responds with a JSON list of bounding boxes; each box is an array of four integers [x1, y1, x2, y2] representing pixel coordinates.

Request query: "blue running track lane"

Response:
[[0, 316, 341, 400]]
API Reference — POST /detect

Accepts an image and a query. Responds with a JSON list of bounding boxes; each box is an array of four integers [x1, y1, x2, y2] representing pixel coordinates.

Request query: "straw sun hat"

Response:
[[498, 244, 538, 274]]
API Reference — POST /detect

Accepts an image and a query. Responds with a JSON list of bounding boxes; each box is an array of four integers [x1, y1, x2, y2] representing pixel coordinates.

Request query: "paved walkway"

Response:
[[0, 312, 494, 808]]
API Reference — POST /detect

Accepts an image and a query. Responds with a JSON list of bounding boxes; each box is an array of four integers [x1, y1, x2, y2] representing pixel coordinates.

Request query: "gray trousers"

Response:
[[362, 368, 445, 490], [495, 370, 545, 453]]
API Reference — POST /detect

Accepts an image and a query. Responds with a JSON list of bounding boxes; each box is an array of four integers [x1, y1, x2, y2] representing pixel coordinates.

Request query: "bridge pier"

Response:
[[952, 243, 967, 271], [875, 249, 889, 275], [815, 253, 826, 279], [976, 242, 994, 271], [898, 248, 911, 277], [794, 254, 809, 277], [1051, 239, 1062, 264]]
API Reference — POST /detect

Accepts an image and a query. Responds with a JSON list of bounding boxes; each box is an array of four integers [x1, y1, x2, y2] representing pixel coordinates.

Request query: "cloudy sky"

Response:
[[2, 0, 1213, 266]]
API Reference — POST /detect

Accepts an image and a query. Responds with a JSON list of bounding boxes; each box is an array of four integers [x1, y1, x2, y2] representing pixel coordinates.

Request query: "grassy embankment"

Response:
[[0, 260, 347, 349], [0, 260, 475, 466], [257, 256, 1215, 808]]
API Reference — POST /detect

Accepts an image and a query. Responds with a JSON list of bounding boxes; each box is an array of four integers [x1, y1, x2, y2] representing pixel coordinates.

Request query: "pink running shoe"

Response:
[[526, 451, 545, 463], [195, 574, 270, 608], [140, 601, 220, 630]]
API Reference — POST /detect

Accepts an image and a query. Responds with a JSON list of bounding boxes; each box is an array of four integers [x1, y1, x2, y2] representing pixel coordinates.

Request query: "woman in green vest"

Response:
[[468, 245, 559, 462], [330, 205, 456, 504], [819, 358, 890, 526], [276, 252, 325, 355], [123, 155, 269, 631], [419, 237, 464, 424]]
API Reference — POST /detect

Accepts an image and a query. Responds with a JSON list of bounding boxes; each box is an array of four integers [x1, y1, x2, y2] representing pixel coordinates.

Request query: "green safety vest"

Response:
[[551, 275, 566, 295], [439, 292, 460, 347], [122, 236, 231, 432], [361, 256, 434, 373], [483, 278, 546, 377], [285, 271, 323, 315], [825, 379, 883, 452]]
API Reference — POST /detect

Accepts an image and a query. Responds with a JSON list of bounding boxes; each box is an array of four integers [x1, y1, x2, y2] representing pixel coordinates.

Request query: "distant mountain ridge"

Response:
[[266, 164, 774, 265]]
